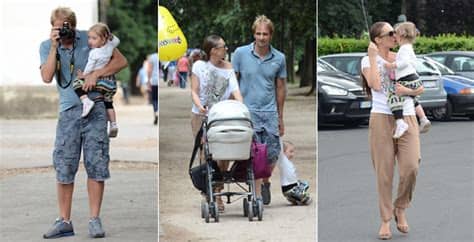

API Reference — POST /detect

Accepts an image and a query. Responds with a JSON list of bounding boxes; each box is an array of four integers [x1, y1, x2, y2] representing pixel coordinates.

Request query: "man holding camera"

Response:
[[40, 7, 127, 239]]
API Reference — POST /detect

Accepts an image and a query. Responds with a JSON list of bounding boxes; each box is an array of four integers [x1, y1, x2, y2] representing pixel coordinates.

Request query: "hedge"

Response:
[[318, 34, 474, 56]]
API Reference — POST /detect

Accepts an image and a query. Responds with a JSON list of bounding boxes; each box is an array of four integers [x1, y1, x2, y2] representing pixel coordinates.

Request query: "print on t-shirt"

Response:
[[205, 67, 229, 109]]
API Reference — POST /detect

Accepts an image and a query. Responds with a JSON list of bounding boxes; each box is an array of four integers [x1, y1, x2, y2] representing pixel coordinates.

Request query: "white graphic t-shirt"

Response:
[[191, 60, 239, 114], [361, 55, 415, 115]]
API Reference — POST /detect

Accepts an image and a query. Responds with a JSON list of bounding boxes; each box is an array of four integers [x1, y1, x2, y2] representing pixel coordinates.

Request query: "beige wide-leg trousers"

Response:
[[369, 113, 421, 222]]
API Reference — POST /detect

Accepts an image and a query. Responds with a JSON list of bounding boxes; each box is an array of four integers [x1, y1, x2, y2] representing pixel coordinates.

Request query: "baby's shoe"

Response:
[[393, 119, 409, 139], [419, 117, 431, 134], [108, 122, 118, 138], [81, 98, 95, 117]]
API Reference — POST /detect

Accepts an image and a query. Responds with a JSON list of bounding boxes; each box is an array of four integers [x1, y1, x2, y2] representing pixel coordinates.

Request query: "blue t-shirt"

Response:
[[232, 42, 287, 112], [232, 42, 287, 135], [40, 30, 93, 112]]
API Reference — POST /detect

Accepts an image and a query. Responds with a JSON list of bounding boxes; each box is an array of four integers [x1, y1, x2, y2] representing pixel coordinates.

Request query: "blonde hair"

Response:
[[395, 21, 419, 43], [252, 15, 274, 34], [89, 23, 112, 41], [50, 7, 76, 27], [283, 140, 294, 152]]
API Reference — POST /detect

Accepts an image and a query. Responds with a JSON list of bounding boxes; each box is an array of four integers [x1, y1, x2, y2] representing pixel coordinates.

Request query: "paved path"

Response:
[[0, 98, 158, 241], [158, 82, 317, 241], [0, 99, 158, 169]]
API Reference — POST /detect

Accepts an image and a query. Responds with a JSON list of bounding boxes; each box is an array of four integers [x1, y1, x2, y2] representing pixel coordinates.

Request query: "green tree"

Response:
[[103, 0, 158, 94], [161, 0, 316, 91]]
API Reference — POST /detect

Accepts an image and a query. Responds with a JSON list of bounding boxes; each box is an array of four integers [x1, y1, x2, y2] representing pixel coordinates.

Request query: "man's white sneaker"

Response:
[[419, 119, 431, 133], [81, 98, 95, 117], [393, 120, 409, 138]]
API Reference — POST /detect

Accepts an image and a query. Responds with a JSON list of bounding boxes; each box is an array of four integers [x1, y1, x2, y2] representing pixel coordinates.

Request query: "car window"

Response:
[[452, 56, 474, 71], [317, 60, 338, 72], [413, 59, 439, 76], [323, 57, 361, 76], [429, 55, 446, 65], [422, 58, 455, 75]]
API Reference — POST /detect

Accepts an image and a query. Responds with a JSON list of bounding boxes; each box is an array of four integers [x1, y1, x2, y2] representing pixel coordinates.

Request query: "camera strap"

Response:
[[55, 42, 75, 89]]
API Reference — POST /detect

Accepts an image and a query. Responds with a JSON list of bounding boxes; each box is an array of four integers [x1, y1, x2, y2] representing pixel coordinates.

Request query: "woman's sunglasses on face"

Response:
[[215, 45, 228, 50], [379, 30, 395, 38]]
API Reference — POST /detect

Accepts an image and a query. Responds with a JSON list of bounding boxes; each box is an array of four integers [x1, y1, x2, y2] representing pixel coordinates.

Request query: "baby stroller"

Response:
[[189, 100, 263, 223]]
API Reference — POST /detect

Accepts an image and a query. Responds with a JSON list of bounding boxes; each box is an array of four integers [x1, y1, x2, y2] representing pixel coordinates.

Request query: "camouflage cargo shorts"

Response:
[[53, 102, 110, 183]]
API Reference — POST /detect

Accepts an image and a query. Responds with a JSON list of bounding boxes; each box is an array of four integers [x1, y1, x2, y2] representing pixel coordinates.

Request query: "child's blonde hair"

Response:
[[50, 7, 76, 27], [395, 21, 419, 43], [283, 140, 294, 152], [89, 23, 112, 41]]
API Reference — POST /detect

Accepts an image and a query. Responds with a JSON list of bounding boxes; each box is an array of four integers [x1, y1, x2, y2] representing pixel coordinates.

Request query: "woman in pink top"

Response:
[[177, 55, 190, 89]]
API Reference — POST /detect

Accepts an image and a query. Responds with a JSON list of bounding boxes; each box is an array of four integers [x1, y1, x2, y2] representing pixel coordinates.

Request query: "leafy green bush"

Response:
[[318, 34, 474, 56]]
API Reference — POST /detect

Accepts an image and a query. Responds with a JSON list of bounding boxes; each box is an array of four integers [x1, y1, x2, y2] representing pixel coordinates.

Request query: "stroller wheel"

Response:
[[243, 198, 249, 217], [256, 199, 263, 221], [211, 202, 219, 222], [203, 202, 210, 223], [247, 200, 254, 221], [201, 199, 207, 218]]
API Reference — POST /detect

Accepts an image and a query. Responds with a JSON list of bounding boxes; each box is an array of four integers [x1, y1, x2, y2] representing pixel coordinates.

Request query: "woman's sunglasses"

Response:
[[379, 31, 395, 38], [215, 45, 228, 50]]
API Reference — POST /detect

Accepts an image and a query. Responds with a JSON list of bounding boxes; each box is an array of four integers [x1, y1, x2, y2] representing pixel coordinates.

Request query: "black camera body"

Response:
[[58, 22, 75, 40]]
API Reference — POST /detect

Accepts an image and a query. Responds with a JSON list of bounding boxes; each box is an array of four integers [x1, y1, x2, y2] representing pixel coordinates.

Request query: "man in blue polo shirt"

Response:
[[232, 15, 310, 206], [40, 7, 127, 239]]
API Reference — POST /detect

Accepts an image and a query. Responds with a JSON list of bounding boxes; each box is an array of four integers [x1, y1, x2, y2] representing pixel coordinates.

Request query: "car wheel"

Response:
[[431, 100, 451, 121], [344, 120, 361, 128], [468, 114, 474, 120]]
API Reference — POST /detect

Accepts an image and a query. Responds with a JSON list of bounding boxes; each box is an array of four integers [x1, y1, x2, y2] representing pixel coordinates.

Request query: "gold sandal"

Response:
[[378, 221, 392, 240], [393, 208, 409, 233], [378, 232, 392, 240]]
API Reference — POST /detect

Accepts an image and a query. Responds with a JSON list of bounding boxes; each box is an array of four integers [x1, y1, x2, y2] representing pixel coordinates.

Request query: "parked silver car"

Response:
[[320, 53, 447, 117], [425, 51, 474, 79]]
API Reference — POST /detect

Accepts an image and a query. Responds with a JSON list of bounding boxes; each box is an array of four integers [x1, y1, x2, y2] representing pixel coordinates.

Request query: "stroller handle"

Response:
[[207, 117, 253, 128]]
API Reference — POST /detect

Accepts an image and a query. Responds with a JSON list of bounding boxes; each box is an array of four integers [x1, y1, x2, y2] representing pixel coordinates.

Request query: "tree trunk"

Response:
[[415, 0, 427, 33], [303, 38, 316, 95], [99, 0, 109, 23], [301, 38, 316, 87], [400, 0, 406, 14]]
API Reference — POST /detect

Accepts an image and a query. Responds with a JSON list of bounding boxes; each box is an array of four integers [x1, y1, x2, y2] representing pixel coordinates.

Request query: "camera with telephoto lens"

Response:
[[58, 22, 75, 39]]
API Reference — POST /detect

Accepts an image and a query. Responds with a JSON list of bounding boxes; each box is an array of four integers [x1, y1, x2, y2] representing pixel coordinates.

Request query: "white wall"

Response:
[[0, 0, 98, 86]]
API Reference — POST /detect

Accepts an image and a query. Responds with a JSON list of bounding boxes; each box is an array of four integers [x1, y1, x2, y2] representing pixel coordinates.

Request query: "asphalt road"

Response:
[[318, 118, 473, 242]]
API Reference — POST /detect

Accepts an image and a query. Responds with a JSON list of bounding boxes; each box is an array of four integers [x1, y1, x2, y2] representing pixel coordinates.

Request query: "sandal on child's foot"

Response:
[[216, 196, 225, 213]]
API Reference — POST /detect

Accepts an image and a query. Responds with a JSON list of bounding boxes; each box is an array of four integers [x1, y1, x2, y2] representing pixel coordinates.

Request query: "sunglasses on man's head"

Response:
[[379, 31, 395, 37]]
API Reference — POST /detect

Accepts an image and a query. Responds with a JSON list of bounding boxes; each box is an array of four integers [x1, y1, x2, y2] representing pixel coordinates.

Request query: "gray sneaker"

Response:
[[89, 217, 105, 238], [284, 181, 312, 205], [261, 182, 271, 205], [43, 218, 74, 239]]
